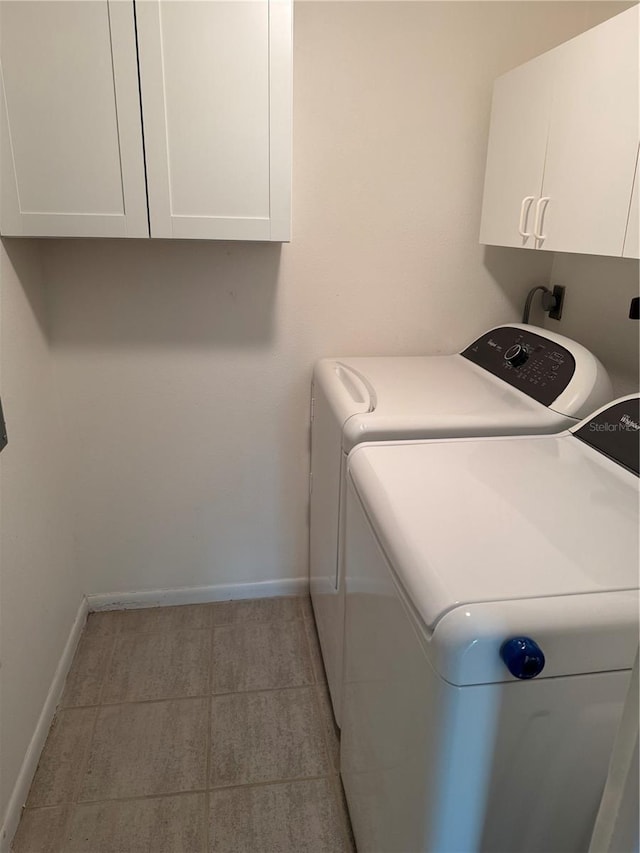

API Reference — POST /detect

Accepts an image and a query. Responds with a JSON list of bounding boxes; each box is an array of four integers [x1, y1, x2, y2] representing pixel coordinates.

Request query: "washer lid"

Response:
[[348, 428, 639, 634], [314, 323, 612, 453]]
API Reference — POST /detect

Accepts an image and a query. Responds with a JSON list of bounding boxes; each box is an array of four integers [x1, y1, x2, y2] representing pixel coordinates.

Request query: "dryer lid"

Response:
[[347, 425, 639, 634]]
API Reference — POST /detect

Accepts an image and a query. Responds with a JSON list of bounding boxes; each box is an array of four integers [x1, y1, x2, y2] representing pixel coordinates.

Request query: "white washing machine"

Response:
[[309, 324, 613, 724], [341, 395, 640, 853]]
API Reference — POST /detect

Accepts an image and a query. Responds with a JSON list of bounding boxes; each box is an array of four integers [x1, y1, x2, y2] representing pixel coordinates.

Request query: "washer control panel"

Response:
[[461, 326, 575, 406]]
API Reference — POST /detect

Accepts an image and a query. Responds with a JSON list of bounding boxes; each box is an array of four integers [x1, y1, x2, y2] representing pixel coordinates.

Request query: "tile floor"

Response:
[[12, 596, 355, 853]]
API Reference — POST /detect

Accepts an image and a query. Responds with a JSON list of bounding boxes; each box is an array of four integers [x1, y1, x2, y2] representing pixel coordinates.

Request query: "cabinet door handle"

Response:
[[518, 196, 535, 237], [533, 197, 550, 242]]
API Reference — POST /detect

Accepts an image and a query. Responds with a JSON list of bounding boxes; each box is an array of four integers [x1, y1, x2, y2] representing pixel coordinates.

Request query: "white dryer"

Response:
[[341, 396, 640, 853], [309, 324, 613, 724]]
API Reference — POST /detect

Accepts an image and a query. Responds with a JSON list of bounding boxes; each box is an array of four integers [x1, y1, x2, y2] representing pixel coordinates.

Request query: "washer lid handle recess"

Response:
[[334, 363, 376, 412]]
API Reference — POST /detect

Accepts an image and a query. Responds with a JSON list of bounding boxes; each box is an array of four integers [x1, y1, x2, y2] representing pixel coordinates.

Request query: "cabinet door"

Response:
[[479, 50, 554, 250], [0, 1, 148, 238], [623, 146, 639, 259], [540, 6, 639, 256], [136, 0, 291, 241]]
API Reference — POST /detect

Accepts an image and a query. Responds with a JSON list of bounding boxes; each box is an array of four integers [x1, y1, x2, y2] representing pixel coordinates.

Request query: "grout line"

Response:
[[207, 772, 342, 793], [22, 772, 345, 812], [23, 773, 345, 814], [111, 616, 304, 638], [23, 788, 210, 811], [63, 681, 321, 712]]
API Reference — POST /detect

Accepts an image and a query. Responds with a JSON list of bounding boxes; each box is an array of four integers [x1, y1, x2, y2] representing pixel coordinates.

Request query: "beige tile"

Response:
[[11, 806, 70, 853], [84, 610, 123, 638], [211, 620, 313, 693], [61, 631, 114, 708], [209, 596, 302, 625], [64, 794, 206, 853], [79, 698, 208, 801], [117, 604, 212, 634], [27, 709, 96, 807], [101, 629, 210, 703], [302, 608, 328, 684], [315, 682, 340, 772], [209, 778, 352, 853], [210, 687, 329, 788]]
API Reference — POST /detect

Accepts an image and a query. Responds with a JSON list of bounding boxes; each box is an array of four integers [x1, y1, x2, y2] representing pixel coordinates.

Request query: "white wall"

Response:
[[543, 253, 639, 396], [0, 240, 81, 840], [42, 1, 627, 599]]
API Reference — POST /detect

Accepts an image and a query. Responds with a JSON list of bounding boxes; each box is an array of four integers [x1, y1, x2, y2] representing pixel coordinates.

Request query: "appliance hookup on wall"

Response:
[[522, 284, 565, 323], [548, 285, 565, 321]]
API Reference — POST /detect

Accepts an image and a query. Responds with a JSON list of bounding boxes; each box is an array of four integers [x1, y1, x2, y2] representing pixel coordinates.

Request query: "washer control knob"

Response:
[[504, 344, 528, 367], [500, 637, 545, 679]]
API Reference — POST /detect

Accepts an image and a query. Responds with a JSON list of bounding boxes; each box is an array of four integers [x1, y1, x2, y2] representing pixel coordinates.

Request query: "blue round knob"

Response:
[[500, 637, 545, 679]]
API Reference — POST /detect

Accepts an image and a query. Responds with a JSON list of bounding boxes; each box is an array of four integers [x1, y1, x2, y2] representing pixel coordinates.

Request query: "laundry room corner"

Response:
[[35, 0, 619, 603], [0, 0, 637, 849]]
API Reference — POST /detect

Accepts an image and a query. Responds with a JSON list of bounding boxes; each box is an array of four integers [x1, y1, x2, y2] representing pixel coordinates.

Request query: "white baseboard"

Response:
[[86, 577, 309, 612], [1, 596, 88, 853]]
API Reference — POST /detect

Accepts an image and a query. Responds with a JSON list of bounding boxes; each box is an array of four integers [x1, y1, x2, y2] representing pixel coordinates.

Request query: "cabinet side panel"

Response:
[[479, 51, 554, 250], [268, 0, 292, 241]]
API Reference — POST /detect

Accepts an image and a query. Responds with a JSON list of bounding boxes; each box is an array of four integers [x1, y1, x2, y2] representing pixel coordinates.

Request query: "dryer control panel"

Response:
[[461, 326, 575, 406], [574, 397, 640, 476]]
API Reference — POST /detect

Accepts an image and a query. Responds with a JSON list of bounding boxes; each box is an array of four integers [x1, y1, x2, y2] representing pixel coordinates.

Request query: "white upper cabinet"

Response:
[[0, 0, 292, 241], [480, 6, 639, 258], [137, 0, 291, 241], [541, 9, 639, 256], [479, 51, 553, 250], [0, 1, 148, 238]]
